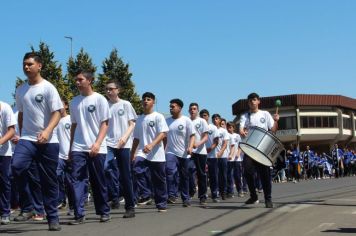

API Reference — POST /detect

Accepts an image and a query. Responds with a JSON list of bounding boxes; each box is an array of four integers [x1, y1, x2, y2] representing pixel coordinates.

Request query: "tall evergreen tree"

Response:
[[31, 42, 72, 100], [66, 48, 97, 97], [97, 48, 142, 113]]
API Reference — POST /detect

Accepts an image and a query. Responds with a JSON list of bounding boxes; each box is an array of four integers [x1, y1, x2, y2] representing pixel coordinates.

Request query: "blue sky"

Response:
[[1, 1, 355, 120]]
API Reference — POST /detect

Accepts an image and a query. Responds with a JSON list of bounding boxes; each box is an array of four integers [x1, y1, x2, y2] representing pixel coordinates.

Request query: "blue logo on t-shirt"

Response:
[[118, 109, 125, 116], [208, 130, 213, 135], [219, 133, 223, 138], [65, 123, 71, 129], [149, 121, 155, 127], [195, 123, 201, 129], [260, 117, 266, 123], [88, 105, 96, 113], [178, 125, 184, 131], [35, 94, 44, 103]]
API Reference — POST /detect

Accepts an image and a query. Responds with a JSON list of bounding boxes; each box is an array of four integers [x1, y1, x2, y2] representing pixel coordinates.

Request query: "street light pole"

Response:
[[64, 36, 73, 58]]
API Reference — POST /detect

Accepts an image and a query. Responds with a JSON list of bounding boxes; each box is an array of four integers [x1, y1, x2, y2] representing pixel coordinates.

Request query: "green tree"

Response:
[[97, 48, 142, 113], [31, 42, 72, 100], [66, 48, 97, 97]]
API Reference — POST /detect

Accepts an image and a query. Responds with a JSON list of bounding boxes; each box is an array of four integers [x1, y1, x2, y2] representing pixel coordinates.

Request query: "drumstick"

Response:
[[275, 99, 281, 114]]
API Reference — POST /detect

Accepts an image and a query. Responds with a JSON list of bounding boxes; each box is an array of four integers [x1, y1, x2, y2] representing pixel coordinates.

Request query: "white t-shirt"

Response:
[[133, 111, 169, 162], [166, 115, 195, 158], [70, 92, 111, 154], [57, 115, 71, 160], [207, 124, 219, 159], [239, 110, 274, 131], [0, 101, 17, 156], [191, 117, 209, 155], [216, 127, 230, 158], [232, 133, 242, 161], [16, 79, 63, 143], [107, 99, 137, 149]]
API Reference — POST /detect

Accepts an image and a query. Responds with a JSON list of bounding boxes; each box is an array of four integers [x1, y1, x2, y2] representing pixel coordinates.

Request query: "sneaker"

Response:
[[182, 201, 191, 207], [167, 196, 177, 204], [238, 192, 245, 198], [212, 198, 220, 203], [189, 191, 196, 198], [0, 216, 10, 225], [199, 198, 207, 206], [137, 197, 153, 205], [57, 202, 66, 209], [111, 200, 120, 209], [48, 222, 62, 231], [157, 207, 167, 213], [123, 209, 135, 218], [100, 214, 111, 222], [32, 213, 45, 221], [258, 189, 263, 193], [14, 212, 33, 222], [119, 198, 125, 204], [245, 198, 259, 205], [265, 200, 273, 208], [68, 216, 85, 225], [221, 194, 226, 200]]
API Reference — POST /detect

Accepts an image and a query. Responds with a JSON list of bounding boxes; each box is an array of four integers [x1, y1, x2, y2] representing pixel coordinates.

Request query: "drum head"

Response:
[[240, 143, 273, 166]]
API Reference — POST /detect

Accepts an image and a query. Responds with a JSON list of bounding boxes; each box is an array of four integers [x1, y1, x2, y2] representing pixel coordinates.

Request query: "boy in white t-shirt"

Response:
[[68, 71, 111, 224], [56, 98, 74, 213], [131, 92, 169, 212], [189, 103, 209, 205], [200, 109, 220, 202], [213, 115, 229, 201], [239, 92, 279, 208], [165, 99, 195, 207], [226, 122, 241, 198], [105, 79, 137, 218], [12, 52, 63, 231], [0, 101, 16, 224]]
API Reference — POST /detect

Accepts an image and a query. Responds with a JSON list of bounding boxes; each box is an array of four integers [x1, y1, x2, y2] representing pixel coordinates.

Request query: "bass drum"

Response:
[[239, 126, 284, 167]]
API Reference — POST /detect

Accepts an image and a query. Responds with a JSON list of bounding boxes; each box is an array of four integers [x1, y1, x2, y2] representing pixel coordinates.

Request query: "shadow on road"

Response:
[[322, 228, 356, 234]]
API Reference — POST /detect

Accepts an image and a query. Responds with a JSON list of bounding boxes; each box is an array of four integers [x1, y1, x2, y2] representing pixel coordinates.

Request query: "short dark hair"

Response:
[[106, 79, 121, 88], [189, 102, 199, 109], [170, 98, 184, 108], [142, 92, 155, 100], [23, 52, 42, 64], [221, 118, 226, 123], [199, 109, 209, 117], [227, 122, 236, 129], [212, 114, 221, 120], [76, 70, 95, 83], [247, 92, 260, 100]]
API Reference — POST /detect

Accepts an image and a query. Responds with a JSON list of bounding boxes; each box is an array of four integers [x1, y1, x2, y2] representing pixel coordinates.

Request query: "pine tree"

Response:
[[97, 48, 142, 113], [31, 42, 72, 100], [66, 48, 97, 97]]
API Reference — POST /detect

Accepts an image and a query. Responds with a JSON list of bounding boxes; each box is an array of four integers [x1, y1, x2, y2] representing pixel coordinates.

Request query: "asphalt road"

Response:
[[1, 176, 356, 236]]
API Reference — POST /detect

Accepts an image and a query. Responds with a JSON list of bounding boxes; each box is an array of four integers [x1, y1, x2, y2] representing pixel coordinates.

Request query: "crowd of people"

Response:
[[274, 144, 356, 183], [3, 52, 351, 232]]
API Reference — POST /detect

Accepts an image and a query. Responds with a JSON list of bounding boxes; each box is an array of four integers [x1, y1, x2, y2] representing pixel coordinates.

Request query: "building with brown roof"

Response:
[[232, 94, 356, 152]]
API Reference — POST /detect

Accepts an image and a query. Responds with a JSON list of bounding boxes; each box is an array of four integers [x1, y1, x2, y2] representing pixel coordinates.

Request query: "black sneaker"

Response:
[[68, 216, 85, 225], [123, 209, 135, 218], [199, 198, 207, 206], [157, 207, 167, 213], [265, 200, 273, 208], [14, 212, 33, 222], [137, 197, 152, 205], [182, 201, 191, 207], [245, 198, 259, 205], [100, 214, 111, 222], [48, 222, 62, 231], [167, 196, 177, 204], [110, 200, 120, 209]]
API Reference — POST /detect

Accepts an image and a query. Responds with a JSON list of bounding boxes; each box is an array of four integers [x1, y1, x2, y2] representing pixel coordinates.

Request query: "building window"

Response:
[[343, 117, 352, 129], [300, 116, 338, 128], [278, 117, 297, 130]]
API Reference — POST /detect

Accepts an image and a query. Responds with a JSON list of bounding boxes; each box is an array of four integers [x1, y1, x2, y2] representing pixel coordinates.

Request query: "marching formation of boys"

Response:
[[1, 52, 356, 231], [282, 144, 356, 183]]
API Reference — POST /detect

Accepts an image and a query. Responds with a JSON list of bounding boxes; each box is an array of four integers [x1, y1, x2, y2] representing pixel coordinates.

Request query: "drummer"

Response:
[[239, 92, 279, 208]]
